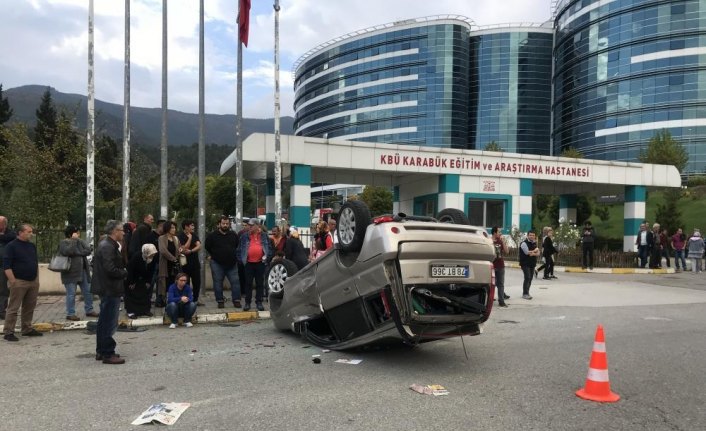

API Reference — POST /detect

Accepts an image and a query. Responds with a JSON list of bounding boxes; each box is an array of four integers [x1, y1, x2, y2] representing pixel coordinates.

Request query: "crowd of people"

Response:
[[636, 222, 706, 272]]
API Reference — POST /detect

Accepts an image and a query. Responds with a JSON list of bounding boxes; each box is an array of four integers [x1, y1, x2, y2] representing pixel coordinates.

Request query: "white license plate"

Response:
[[430, 265, 469, 278]]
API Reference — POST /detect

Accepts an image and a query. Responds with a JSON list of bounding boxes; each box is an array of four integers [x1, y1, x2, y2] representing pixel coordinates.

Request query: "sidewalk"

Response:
[[505, 262, 675, 274], [0, 292, 270, 334]]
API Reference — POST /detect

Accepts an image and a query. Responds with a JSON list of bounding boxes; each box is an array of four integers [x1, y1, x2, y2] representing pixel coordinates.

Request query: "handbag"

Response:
[[48, 254, 71, 272], [179, 253, 188, 267]]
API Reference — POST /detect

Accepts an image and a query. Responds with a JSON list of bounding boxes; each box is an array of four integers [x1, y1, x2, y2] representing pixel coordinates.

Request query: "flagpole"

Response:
[[122, 0, 131, 222], [160, 0, 168, 220], [86, 0, 95, 247], [235, 1, 244, 224], [273, 0, 281, 227], [198, 0, 207, 298]]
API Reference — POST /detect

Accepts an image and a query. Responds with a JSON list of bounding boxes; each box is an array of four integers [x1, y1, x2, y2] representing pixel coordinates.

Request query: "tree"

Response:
[[358, 185, 393, 216], [654, 189, 682, 235], [34, 88, 57, 149], [639, 129, 688, 233], [0, 84, 12, 148], [484, 141, 503, 152], [560, 147, 584, 158], [638, 129, 688, 173], [0, 84, 12, 124]]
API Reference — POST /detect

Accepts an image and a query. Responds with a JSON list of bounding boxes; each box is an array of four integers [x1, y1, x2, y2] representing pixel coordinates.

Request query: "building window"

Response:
[[468, 199, 505, 228]]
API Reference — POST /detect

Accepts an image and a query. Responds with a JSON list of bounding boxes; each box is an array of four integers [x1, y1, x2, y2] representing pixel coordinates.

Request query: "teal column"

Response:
[[519, 179, 533, 232], [624, 185, 646, 252], [559, 194, 577, 224], [438, 174, 461, 211], [289, 164, 312, 230], [265, 178, 275, 229]]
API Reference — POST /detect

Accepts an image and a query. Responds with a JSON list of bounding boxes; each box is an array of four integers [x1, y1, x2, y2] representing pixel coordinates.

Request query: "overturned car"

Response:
[[266, 201, 496, 349]]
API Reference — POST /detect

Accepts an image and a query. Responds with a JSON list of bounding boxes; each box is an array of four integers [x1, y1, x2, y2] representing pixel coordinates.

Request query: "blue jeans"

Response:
[[209, 261, 240, 303], [64, 270, 94, 316], [521, 265, 534, 296], [165, 301, 197, 324], [674, 249, 686, 270], [96, 295, 121, 357]]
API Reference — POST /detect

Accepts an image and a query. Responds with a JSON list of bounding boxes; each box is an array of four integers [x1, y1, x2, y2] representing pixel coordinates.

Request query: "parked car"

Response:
[[266, 201, 496, 350]]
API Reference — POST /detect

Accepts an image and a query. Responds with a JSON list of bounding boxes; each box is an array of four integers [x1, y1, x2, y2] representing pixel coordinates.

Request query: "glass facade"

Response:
[[293, 19, 472, 149], [553, 0, 706, 173], [470, 29, 554, 153]]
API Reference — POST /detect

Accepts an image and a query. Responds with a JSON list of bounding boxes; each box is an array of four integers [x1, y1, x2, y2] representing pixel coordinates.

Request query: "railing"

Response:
[[505, 248, 640, 268]]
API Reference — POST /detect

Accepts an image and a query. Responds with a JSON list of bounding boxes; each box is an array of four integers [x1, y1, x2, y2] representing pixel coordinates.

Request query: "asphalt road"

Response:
[[0, 270, 705, 431]]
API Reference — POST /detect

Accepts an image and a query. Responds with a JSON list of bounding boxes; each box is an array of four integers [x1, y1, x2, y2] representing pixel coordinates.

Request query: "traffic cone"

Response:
[[575, 324, 620, 402]]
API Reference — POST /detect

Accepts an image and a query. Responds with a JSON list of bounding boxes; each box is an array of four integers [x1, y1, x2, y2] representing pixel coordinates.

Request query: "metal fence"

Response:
[[505, 247, 639, 268]]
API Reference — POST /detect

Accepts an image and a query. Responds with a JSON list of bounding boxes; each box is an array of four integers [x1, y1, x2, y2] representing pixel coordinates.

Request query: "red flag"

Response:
[[238, 0, 251, 47]]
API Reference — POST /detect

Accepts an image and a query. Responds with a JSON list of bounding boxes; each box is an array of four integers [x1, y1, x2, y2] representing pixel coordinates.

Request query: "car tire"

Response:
[[266, 259, 299, 294], [436, 208, 470, 225], [337, 200, 371, 252]]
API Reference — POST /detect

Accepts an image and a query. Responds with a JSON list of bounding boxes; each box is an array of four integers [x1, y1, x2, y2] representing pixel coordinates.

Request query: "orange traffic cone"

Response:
[[575, 324, 620, 402]]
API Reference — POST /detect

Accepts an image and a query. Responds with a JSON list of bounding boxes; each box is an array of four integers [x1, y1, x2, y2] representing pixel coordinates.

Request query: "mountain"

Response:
[[3, 85, 294, 147]]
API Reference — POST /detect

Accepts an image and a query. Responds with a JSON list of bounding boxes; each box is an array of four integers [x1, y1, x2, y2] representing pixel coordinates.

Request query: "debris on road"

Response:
[[334, 359, 362, 365], [410, 384, 449, 396], [131, 402, 190, 425], [312, 357, 321, 364]]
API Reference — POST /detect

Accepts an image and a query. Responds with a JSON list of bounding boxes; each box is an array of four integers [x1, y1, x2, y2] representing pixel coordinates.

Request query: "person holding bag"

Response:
[[59, 225, 98, 321], [156, 221, 181, 308]]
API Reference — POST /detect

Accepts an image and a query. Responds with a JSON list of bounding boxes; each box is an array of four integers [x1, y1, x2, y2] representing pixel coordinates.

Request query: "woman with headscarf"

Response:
[[284, 227, 309, 270], [125, 243, 157, 318]]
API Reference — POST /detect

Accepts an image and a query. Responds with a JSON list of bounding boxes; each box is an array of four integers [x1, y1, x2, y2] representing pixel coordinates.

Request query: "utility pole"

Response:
[[198, 0, 207, 293], [273, 0, 282, 227], [122, 0, 131, 222], [235, 1, 244, 224], [86, 0, 95, 246], [160, 0, 168, 220]]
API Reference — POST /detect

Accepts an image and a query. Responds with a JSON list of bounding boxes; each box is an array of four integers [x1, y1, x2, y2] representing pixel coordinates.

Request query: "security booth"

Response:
[[220, 133, 681, 252]]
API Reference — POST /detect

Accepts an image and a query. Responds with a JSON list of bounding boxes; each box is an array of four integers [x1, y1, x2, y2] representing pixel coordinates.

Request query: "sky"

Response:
[[0, 0, 554, 118]]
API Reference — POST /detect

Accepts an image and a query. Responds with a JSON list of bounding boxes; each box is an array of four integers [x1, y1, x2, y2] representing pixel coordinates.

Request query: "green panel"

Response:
[[266, 213, 275, 229], [291, 164, 311, 186], [519, 214, 532, 232], [266, 178, 275, 195], [289, 206, 310, 228], [625, 185, 646, 202], [519, 178, 533, 196], [393, 186, 399, 202], [438, 174, 460, 193], [624, 218, 642, 236], [559, 194, 576, 209]]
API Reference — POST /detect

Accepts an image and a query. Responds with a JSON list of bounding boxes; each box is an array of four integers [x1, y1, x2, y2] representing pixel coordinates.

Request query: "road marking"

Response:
[[643, 316, 672, 321]]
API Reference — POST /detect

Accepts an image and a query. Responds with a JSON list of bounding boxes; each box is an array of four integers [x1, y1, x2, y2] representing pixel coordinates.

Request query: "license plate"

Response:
[[430, 265, 469, 278]]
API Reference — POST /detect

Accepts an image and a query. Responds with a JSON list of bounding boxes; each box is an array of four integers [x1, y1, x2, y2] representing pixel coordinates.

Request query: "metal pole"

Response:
[[86, 0, 95, 247], [198, 0, 207, 297], [235, 1, 243, 224], [160, 0, 168, 220], [121, 0, 131, 222], [273, 0, 282, 226]]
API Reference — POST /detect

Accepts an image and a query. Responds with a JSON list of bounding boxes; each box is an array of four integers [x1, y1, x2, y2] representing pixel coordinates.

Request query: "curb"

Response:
[[1, 311, 271, 334], [504, 262, 674, 274]]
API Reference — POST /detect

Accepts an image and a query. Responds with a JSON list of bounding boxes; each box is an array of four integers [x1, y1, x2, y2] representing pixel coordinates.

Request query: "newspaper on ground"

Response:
[[131, 402, 191, 425], [409, 384, 449, 396], [334, 359, 362, 365]]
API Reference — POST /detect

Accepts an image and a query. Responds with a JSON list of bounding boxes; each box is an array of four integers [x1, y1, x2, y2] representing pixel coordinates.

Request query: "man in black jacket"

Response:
[[0, 215, 16, 319], [581, 221, 596, 270], [205, 216, 241, 309], [128, 214, 154, 260], [92, 220, 128, 364]]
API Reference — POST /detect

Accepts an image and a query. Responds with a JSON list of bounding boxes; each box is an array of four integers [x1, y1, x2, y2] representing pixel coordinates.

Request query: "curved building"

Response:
[[293, 16, 474, 149], [470, 24, 554, 154], [553, 0, 706, 173], [293, 17, 555, 155]]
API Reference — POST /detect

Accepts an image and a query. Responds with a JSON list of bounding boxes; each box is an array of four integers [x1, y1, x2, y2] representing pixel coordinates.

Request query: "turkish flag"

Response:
[[238, 0, 251, 47]]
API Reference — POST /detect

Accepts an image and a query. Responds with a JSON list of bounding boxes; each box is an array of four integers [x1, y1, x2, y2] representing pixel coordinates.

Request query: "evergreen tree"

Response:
[[34, 88, 57, 149], [484, 140, 503, 152], [0, 84, 12, 124], [638, 129, 688, 173], [654, 189, 683, 235], [357, 186, 393, 216]]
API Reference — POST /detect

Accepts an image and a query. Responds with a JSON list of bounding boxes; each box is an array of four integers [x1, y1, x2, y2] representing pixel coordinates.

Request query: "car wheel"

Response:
[[436, 208, 470, 225], [337, 200, 371, 252], [266, 259, 299, 294]]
